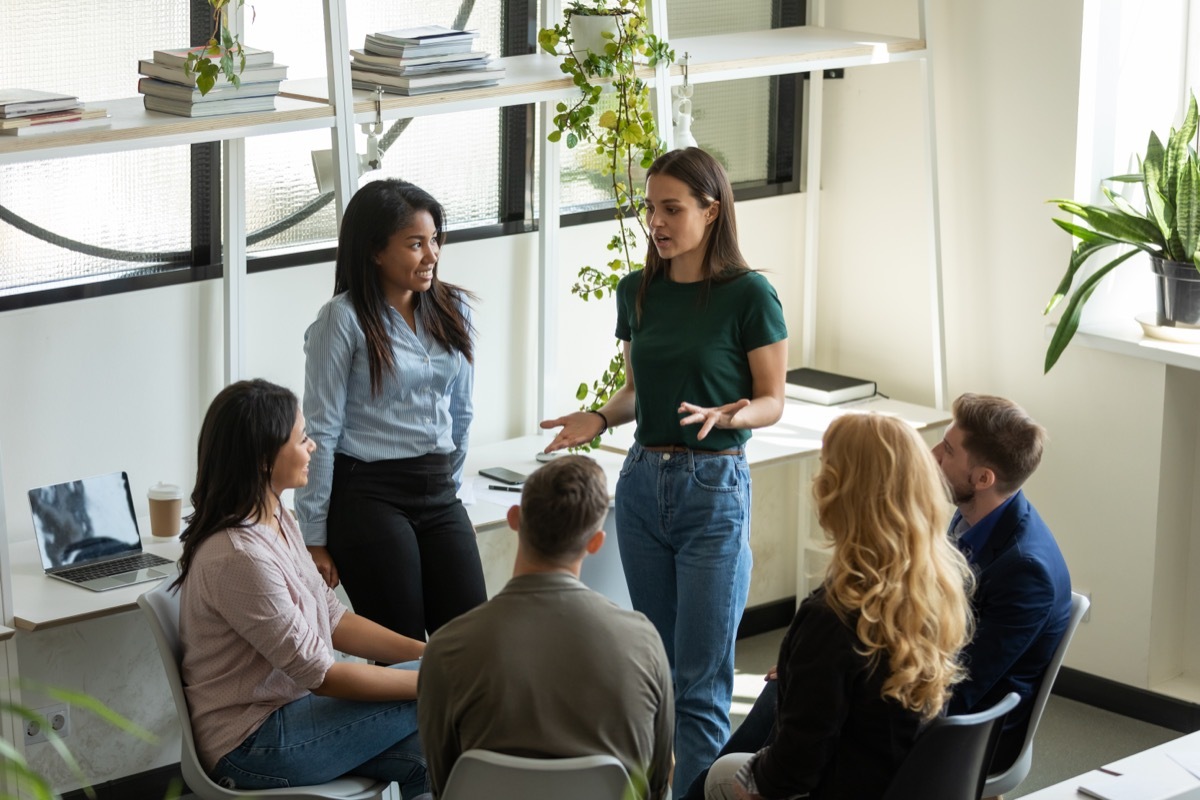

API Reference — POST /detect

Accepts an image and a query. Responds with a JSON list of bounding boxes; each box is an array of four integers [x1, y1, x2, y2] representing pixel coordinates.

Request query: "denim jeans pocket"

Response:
[[690, 455, 741, 493], [619, 446, 644, 478]]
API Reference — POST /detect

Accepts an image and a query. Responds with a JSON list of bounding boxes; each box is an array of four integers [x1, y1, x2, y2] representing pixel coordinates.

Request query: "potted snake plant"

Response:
[[1045, 92, 1200, 372]]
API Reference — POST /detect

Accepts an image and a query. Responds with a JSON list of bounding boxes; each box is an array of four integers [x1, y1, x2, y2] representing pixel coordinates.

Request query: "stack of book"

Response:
[[0, 89, 110, 137], [351, 25, 505, 96], [137, 46, 288, 117]]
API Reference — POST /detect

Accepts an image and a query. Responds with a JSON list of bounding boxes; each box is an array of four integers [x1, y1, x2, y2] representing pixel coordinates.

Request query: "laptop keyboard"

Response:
[[55, 552, 173, 583]]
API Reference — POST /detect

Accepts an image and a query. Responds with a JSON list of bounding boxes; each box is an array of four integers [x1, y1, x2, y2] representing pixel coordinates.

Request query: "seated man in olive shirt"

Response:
[[418, 456, 674, 799]]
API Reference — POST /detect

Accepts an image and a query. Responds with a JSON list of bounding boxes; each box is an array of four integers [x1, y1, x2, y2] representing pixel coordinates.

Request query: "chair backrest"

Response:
[[440, 749, 635, 800], [984, 590, 1091, 796], [137, 580, 385, 800], [881, 691, 1020, 800]]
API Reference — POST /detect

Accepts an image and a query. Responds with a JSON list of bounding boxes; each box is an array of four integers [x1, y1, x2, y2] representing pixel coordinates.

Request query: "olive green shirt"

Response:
[[418, 573, 674, 799], [615, 269, 788, 451]]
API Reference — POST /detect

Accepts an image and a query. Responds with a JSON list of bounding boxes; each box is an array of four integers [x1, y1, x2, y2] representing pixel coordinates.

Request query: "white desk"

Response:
[[10, 400, 950, 632], [10, 534, 183, 631], [1021, 730, 1200, 799]]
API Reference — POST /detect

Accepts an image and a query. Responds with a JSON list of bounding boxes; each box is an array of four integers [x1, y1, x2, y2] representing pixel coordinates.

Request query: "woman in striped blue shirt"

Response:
[[295, 179, 486, 643]]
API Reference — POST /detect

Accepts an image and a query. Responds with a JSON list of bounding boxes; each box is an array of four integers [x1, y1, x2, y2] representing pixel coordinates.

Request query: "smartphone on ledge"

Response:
[[479, 467, 527, 485]]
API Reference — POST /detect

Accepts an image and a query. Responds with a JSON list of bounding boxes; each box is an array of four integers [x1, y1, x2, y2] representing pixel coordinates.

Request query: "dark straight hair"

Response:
[[334, 179, 477, 396], [637, 147, 752, 321], [171, 379, 297, 590]]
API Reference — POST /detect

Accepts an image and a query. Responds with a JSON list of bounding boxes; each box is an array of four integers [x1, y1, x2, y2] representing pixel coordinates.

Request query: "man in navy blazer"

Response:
[[934, 393, 1072, 771]]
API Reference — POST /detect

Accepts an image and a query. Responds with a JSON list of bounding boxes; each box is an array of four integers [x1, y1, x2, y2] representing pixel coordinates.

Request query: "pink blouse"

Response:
[[179, 509, 346, 771]]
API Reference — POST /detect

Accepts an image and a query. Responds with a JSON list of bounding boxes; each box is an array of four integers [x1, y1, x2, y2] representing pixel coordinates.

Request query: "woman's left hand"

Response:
[[678, 398, 751, 440]]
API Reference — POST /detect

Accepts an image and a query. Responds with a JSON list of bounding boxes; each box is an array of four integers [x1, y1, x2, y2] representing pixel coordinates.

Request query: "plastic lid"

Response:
[[147, 482, 183, 500]]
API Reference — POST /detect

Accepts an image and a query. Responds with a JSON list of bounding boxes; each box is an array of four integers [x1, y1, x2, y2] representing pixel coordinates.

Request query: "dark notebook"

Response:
[[785, 368, 876, 405]]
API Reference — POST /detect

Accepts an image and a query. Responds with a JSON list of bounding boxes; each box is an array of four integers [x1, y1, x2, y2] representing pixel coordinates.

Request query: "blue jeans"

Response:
[[616, 443, 752, 797], [211, 662, 427, 798], [681, 678, 778, 800]]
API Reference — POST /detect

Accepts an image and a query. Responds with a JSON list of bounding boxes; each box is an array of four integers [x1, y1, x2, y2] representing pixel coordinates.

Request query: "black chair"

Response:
[[881, 691, 1020, 800]]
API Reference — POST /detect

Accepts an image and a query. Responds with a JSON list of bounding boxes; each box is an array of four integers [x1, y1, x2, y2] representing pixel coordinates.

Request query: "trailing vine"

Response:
[[184, 0, 254, 95], [538, 0, 673, 446]]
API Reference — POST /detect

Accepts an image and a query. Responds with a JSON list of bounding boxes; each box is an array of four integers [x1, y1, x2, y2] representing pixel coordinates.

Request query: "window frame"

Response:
[[0, 0, 806, 312]]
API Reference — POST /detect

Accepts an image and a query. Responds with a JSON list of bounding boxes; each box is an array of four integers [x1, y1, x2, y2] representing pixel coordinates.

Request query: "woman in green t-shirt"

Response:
[[541, 147, 789, 793]]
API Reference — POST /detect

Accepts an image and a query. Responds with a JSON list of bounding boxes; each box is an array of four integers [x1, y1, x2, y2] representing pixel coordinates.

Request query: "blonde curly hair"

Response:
[[814, 413, 975, 720]]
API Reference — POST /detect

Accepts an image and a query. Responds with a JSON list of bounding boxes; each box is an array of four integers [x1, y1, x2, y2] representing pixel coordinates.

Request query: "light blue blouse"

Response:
[[295, 293, 473, 546]]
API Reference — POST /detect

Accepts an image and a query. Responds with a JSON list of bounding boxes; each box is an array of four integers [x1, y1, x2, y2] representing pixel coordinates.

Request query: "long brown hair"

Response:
[[334, 179, 476, 395], [636, 147, 751, 320], [814, 413, 975, 720], [172, 379, 297, 590]]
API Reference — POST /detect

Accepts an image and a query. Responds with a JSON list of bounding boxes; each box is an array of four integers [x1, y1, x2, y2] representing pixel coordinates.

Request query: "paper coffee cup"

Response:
[[147, 482, 183, 538]]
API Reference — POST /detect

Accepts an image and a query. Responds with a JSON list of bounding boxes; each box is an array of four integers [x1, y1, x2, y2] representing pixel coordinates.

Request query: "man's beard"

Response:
[[951, 484, 975, 505]]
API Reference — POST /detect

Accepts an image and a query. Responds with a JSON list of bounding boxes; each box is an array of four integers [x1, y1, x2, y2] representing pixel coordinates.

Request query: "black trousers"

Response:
[[326, 452, 487, 642]]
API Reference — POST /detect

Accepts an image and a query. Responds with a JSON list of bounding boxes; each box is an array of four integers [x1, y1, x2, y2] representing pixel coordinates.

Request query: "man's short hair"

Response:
[[520, 455, 609, 562], [952, 393, 1047, 493]]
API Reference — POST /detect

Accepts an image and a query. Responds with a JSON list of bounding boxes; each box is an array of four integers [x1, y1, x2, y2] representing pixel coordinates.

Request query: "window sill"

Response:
[[1046, 318, 1200, 371]]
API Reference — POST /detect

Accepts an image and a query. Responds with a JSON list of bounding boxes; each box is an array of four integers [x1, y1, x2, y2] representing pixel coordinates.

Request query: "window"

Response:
[[0, 0, 804, 309]]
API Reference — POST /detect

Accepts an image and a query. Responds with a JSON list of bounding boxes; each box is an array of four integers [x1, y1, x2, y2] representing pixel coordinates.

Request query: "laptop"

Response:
[[28, 471, 174, 592]]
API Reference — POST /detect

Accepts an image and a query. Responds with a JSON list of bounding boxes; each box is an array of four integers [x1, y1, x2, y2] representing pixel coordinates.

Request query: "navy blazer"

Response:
[[948, 490, 1072, 754]]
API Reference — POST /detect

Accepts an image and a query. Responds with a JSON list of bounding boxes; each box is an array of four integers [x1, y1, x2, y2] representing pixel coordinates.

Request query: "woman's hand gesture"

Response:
[[678, 398, 752, 440], [539, 411, 606, 452]]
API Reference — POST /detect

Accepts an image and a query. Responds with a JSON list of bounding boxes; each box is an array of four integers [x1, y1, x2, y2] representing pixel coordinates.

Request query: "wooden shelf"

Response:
[[0, 92, 333, 165], [0, 625, 13, 642], [281, 25, 926, 125], [283, 53, 580, 121]]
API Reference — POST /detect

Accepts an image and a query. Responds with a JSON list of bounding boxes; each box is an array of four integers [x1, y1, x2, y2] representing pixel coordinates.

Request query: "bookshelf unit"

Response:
[[0, 0, 946, 793]]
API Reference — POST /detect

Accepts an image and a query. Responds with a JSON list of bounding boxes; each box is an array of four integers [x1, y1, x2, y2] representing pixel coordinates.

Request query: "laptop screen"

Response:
[[28, 472, 142, 571]]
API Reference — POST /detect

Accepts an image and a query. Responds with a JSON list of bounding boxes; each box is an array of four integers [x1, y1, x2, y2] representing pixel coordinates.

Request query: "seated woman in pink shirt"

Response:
[[172, 378, 427, 796]]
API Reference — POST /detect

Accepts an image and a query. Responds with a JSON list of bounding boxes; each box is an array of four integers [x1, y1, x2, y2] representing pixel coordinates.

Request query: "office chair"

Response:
[[983, 591, 1091, 797], [881, 691, 1020, 800], [439, 749, 635, 800], [137, 581, 387, 800]]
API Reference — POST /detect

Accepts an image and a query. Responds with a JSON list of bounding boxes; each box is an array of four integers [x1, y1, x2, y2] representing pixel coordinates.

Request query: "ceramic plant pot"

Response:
[[568, 11, 628, 58]]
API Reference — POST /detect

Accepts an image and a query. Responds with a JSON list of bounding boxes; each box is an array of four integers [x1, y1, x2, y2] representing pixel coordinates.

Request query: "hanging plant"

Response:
[[537, 0, 673, 447], [184, 0, 255, 96]]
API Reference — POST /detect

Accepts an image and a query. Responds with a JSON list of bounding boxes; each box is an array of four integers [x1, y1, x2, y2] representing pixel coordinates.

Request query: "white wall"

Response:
[[816, 0, 1198, 691]]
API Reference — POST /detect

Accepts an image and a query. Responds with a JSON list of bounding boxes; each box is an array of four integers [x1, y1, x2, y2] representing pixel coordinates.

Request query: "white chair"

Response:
[[439, 749, 635, 800], [137, 581, 387, 800], [982, 590, 1091, 797]]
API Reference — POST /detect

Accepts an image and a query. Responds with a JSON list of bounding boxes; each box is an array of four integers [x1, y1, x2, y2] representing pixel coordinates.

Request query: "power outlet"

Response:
[[24, 703, 69, 745]]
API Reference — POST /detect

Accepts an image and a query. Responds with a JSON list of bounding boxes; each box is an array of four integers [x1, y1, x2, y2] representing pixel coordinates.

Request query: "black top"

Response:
[[752, 588, 924, 800]]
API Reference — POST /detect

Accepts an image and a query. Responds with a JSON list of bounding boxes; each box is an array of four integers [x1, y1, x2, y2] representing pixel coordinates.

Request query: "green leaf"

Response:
[[1178, 156, 1200, 259], [1044, 248, 1139, 372], [576, 383, 588, 401], [1052, 199, 1161, 245], [1044, 235, 1122, 314]]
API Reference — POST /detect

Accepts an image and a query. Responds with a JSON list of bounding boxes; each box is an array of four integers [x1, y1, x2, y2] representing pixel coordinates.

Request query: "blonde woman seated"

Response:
[[706, 413, 974, 800]]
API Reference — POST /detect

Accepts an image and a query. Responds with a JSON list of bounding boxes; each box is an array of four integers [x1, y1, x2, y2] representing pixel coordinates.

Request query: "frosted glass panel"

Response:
[[243, 0, 506, 253], [554, 0, 781, 217], [0, 0, 192, 292]]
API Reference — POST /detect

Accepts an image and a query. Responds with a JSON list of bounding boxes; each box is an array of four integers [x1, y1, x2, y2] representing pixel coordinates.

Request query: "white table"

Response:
[[1021, 730, 1200, 799], [10, 531, 183, 631], [10, 398, 950, 632]]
